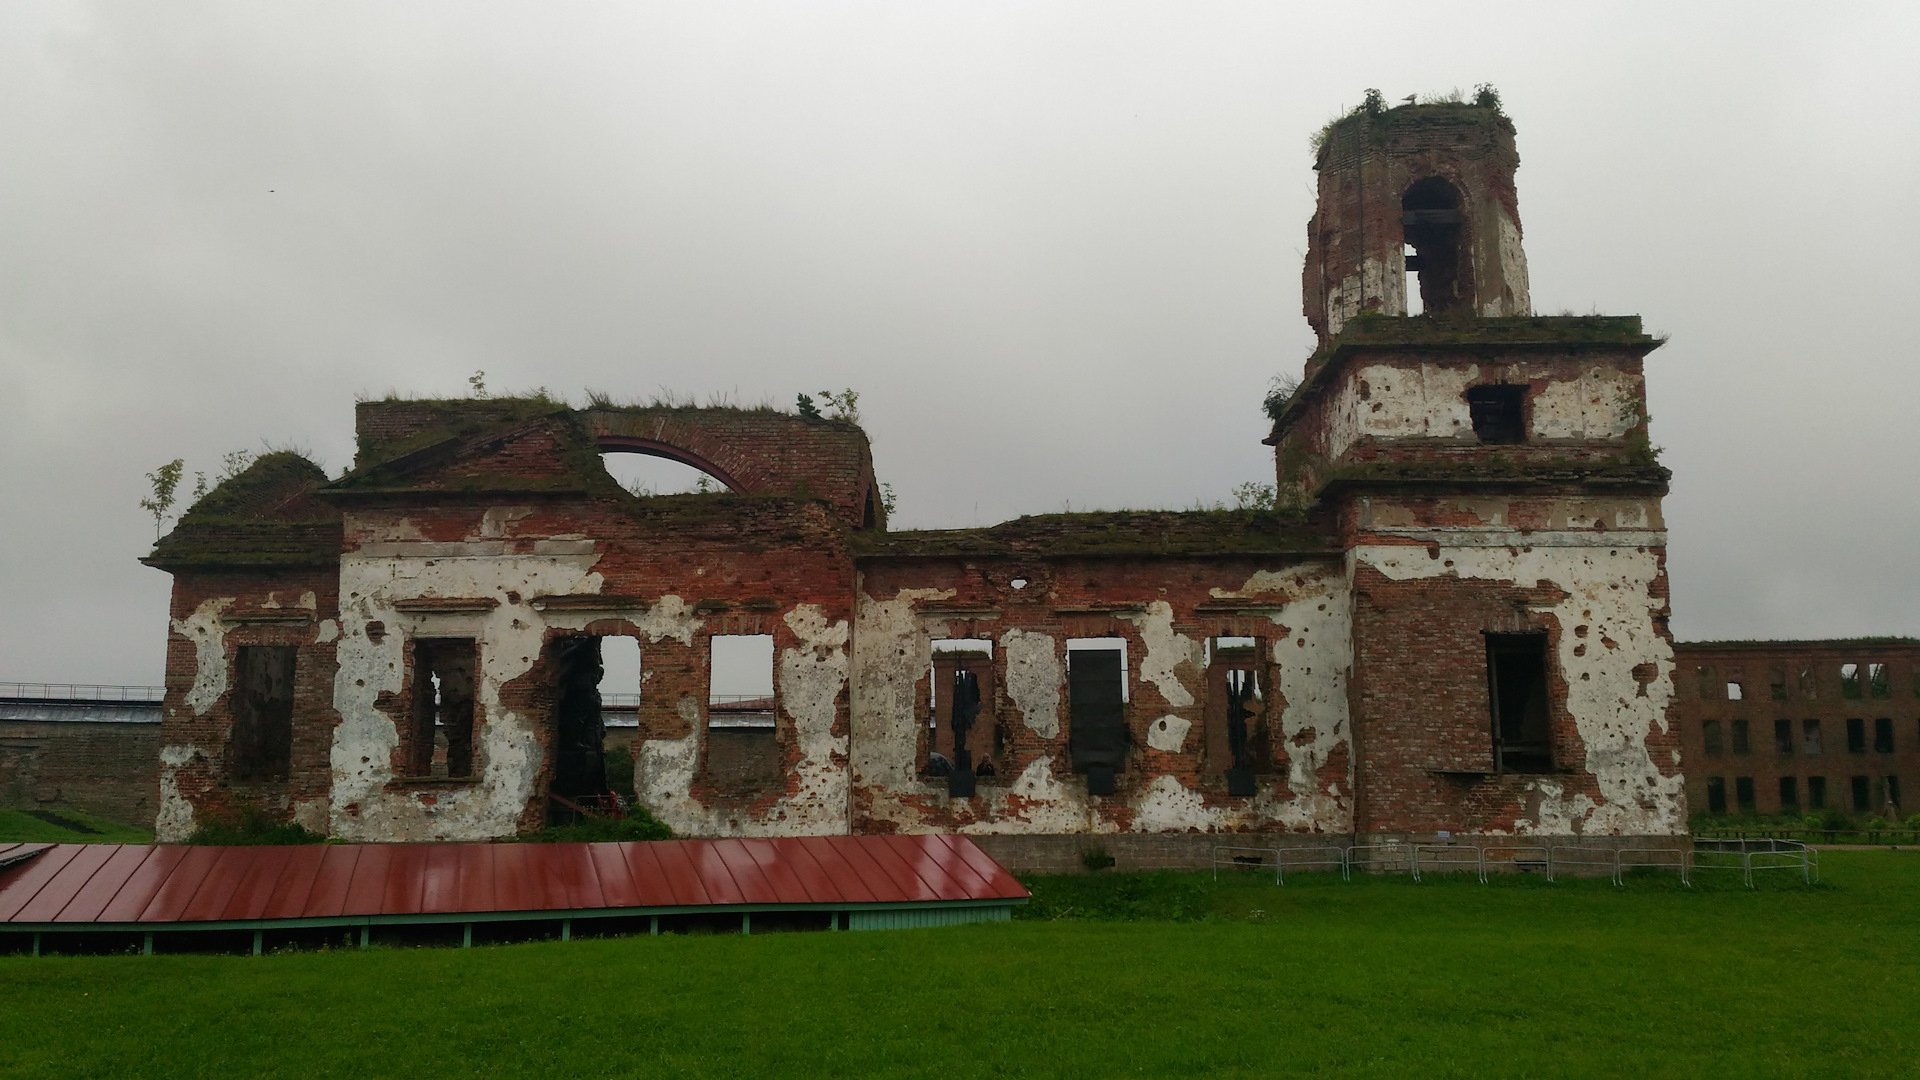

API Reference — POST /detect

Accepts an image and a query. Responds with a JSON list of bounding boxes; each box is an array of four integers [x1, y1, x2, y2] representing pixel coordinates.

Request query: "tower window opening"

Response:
[[1466, 385, 1528, 443], [1401, 176, 1466, 315]]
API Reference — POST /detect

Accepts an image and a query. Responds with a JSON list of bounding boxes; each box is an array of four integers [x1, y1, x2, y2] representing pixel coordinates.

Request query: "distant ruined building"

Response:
[[146, 94, 1889, 865]]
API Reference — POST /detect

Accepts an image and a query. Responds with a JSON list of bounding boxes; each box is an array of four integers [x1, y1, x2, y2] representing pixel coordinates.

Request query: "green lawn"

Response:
[[2, 852, 1914, 1078], [0, 807, 152, 845]]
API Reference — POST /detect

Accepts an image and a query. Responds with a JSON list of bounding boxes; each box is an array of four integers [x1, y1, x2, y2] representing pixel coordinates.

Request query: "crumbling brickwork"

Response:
[[141, 93, 1700, 851]]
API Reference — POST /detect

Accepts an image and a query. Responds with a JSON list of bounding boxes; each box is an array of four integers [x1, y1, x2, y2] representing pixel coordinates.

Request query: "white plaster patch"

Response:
[[1325, 363, 1478, 461], [154, 744, 201, 841], [1119, 601, 1198, 708], [1130, 774, 1213, 833], [171, 597, 234, 716], [1355, 542, 1683, 835], [1529, 367, 1640, 441], [1146, 714, 1191, 753], [848, 586, 952, 792], [1002, 628, 1063, 738], [315, 619, 340, 644]]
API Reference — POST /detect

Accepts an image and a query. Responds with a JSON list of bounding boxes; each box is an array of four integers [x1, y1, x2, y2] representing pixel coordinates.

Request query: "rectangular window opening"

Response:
[[1852, 775, 1871, 812], [1799, 664, 1817, 699], [1696, 665, 1716, 701], [1773, 719, 1793, 756], [708, 634, 776, 730], [1769, 666, 1789, 702], [410, 639, 477, 779], [1778, 776, 1798, 809], [927, 639, 997, 791], [1725, 681, 1744, 702], [1874, 717, 1895, 754], [1206, 637, 1267, 796], [1705, 776, 1727, 814], [1802, 718, 1823, 756], [1841, 663, 1862, 699], [1465, 384, 1527, 444], [550, 636, 611, 817], [1808, 775, 1827, 810], [1067, 639, 1129, 795], [1731, 719, 1751, 756], [1847, 717, 1866, 754], [1734, 776, 1755, 813], [1702, 720, 1724, 758], [1885, 775, 1903, 813], [1868, 663, 1890, 699], [1487, 633, 1552, 773], [232, 645, 296, 782]]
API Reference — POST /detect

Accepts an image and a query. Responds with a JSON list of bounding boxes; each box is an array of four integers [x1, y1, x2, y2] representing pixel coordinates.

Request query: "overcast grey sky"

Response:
[[2, 2, 1916, 685]]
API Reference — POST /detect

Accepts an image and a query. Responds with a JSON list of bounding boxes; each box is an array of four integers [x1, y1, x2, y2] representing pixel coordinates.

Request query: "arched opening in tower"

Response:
[[1401, 176, 1467, 316]]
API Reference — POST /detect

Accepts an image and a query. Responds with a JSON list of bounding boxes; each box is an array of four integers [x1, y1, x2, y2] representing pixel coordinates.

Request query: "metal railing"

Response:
[[0, 682, 165, 703], [1206, 839, 1768, 888]]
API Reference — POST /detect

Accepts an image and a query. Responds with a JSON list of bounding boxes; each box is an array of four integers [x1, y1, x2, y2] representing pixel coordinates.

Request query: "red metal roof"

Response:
[[0, 834, 1027, 928]]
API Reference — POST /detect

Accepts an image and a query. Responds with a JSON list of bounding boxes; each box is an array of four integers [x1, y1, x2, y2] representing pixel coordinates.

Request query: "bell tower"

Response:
[[1303, 90, 1532, 344]]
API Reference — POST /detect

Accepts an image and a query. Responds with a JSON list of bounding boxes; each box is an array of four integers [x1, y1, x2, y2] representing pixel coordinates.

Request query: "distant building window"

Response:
[[1696, 665, 1716, 701], [1852, 775, 1871, 812], [1868, 663, 1890, 699], [1735, 776, 1755, 812], [1731, 719, 1751, 756], [1847, 718, 1867, 754], [1067, 638, 1129, 795], [1779, 776, 1799, 808], [1726, 681, 1744, 701], [1706, 776, 1727, 814], [1802, 719, 1823, 756], [1774, 719, 1793, 756], [1769, 666, 1790, 702], [1799, 664, 1817, 699], [1702, 721, 1724, 758], [1205, 637, 1267, 797], [927, 639, 997, 794], [1807, 775, 1827, 809], [1466, 385, 1528, 444], [1885, 775, 1903, 813], [1875, 717, 1895, 754], [1841, 663, 1862, 699]]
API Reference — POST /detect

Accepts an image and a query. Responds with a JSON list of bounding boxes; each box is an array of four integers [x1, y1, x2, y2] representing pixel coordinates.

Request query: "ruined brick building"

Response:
[[143, 96, 1694, 862]]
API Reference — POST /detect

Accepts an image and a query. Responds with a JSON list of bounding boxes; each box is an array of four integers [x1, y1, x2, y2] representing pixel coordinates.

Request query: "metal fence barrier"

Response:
[[1205, 839, 1782, 889]]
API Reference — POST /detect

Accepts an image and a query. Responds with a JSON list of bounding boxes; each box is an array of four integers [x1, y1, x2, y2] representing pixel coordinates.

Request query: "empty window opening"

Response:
[[1874, 717, 1895, 754], [1803, 719, 1823, 756], [709, 635, 776, 729], [1847, 717, 1866, 754], [600, 451, 729, 498], [1401, 175, 1466, 314], [1067, 639, 1129, 796], [1779, 776, 1799, 809], [1884, 775, 1903, 813], [1205, 637, 1267, 797], [1799, 665, 1817, 699], [1696, 665, 1716, 701], [1734, 776, 1755, 813], [1702, 720, 1723, 758], [1466, 385, 1527, 444], [1487, 633, 1552, 773], [705, 634, 780, 797], [232, 646, 295, 782], [1841, 663, 1862, 699], [598, 635, 642, 734], [1852, 775, 1871, 812], [408, 639, 477, 779], [1868, 663, 1890, 699], [1769, 666, 1789, 702], [1726, 681, 1744, 702], [927, 640, 997, 796], [1731, 719, 1751, 756], [1705, 776, 1727, 814], [1808, 775, 1827, 809], [1774, 719, 1794, 756], [550, 636, 611, 821]]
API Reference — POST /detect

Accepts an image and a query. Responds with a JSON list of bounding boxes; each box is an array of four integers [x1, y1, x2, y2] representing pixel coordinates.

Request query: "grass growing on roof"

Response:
[[2, 852, 1915, 1077]]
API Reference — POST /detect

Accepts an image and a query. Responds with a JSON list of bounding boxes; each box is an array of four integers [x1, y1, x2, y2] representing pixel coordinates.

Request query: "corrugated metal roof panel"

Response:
[[0, 834, 1027, 929]]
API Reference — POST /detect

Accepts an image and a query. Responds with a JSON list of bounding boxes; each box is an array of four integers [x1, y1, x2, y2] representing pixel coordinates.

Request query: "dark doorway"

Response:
[[409, 640, 476, 778], [1486, 633, 1552, 773], [232, 646, 295, 781], [551, 636, 611, 822]]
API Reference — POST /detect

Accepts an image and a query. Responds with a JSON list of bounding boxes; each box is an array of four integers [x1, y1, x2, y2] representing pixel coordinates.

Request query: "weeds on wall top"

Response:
[[1311, 84, 1507, 155]]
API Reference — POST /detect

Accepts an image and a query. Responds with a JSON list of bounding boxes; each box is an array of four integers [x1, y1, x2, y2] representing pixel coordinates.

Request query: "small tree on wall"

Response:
[[140, 459, 184, 539]]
